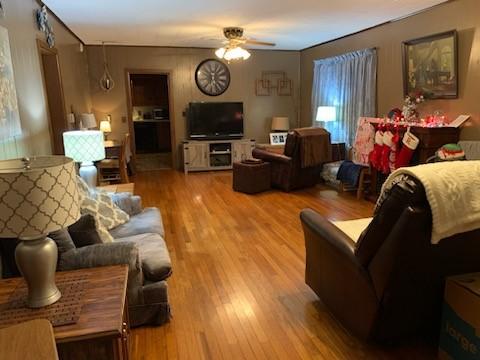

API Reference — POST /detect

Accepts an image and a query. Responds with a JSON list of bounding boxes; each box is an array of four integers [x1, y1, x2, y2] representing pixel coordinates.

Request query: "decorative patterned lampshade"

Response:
[[79, 113, 97, 129], [316, 106, 336, 122], [99, 120, 111, 133], [271, 117, 290, 131], [0, 156, 80, 238], [63, 130, 106, 163]]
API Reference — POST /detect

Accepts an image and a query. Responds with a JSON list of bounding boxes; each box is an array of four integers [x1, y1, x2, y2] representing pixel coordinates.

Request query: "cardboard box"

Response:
[[439, 273, 480, 360]]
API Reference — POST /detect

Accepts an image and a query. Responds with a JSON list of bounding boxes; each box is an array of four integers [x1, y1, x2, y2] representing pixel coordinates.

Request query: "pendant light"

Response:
[[99, 41, 115, 92]]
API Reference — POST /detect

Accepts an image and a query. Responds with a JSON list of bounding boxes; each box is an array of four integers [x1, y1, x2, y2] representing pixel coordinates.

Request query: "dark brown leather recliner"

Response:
[[252, 128, 332, 191], [301, 175, 480, 343]]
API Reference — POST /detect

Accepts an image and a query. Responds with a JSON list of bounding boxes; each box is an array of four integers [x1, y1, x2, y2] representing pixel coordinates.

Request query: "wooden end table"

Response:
[[0, 319, 58, 360], [97, 183, 135, 194], [0, 265, 130, 360]]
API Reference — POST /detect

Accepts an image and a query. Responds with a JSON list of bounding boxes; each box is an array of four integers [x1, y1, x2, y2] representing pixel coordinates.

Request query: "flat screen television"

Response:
[[187, 102, 244, 140]]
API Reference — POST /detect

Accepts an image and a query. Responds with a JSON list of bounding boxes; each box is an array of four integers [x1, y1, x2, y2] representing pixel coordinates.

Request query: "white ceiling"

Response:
[[44, 0, 448, 50]]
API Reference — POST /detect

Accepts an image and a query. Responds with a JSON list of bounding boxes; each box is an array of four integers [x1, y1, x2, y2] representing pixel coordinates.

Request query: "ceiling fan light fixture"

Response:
[[215, 47, 226, 59], [220, 46, 251, 61], [242, 48, 251, 60]]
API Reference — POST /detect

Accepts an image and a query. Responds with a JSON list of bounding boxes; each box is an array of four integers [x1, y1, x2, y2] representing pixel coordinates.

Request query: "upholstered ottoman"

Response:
[[233, 161, 271, 194]]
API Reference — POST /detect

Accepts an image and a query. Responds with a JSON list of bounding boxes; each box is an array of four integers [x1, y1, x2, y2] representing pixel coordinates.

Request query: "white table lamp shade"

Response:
[[63, 130, 106, 163], [99, 120, 112, 133], [80, 113, 97, 129], [0, 156, 80, 238], [271, 117, 290, 131], [316, 106, 336, 122]]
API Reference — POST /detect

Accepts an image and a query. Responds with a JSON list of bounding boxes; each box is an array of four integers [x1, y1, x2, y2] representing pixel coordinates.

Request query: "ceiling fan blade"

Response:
[[244, 39, 276, 47]]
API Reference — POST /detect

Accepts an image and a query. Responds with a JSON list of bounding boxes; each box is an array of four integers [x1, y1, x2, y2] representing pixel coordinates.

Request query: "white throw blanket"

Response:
[[381, 161, 480, 244]]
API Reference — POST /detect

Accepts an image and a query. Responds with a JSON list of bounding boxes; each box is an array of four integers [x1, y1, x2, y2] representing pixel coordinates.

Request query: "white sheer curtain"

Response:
[[311, 48, 377, 147]]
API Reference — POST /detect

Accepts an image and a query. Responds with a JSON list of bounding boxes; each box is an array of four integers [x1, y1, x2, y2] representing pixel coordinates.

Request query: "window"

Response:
[[311, 48, 377, 146]]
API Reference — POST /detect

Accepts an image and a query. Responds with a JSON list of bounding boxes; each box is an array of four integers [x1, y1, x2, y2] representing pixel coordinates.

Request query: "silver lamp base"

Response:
[[79, 161, 97, 188], [15, 235, 61, 308]]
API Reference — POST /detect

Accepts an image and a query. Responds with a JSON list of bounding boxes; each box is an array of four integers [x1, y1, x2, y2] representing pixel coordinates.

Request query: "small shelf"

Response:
[[209, 151, 231, 155]]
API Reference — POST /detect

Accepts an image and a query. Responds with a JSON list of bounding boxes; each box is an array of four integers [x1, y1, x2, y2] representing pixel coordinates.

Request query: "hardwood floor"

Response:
[[130, 170, 436, 360]]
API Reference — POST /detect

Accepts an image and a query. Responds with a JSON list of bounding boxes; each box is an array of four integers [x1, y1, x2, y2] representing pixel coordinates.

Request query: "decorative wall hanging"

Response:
[[36, 5, 55, 48], [403, 30, 458, 99], [0, 26, 21, 140], [99, 42, 115, 92], [255, 71, 292, 96], [195, 59, 230, 96]]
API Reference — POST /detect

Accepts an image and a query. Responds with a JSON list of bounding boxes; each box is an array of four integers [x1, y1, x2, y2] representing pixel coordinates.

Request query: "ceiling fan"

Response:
[[215, 27, 276, 61]]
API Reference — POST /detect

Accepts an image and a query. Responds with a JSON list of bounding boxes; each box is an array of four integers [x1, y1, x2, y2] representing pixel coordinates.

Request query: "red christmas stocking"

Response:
[[389, 132, 400, 173], [381, 131, 393, 174], [369, 130, 384, 170], [395, 130, 420, 169]]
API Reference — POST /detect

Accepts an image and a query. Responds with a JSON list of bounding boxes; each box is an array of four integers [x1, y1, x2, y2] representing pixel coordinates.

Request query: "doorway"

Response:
[[37, 40, 67, 155], [126, 71, 175, 171]]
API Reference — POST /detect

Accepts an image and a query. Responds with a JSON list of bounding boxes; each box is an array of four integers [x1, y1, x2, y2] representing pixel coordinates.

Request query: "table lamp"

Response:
[[271, 116, 290, 132], [0, 156, 80, 308], [99, 119, 112, 140], [316, 106, 336, 123], [63, 130, 106, 187], [79, 113, 97, 129]]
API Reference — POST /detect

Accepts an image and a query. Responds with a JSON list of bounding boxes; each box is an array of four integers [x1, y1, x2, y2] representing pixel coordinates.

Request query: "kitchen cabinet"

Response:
[[131, 74, 169, 107]]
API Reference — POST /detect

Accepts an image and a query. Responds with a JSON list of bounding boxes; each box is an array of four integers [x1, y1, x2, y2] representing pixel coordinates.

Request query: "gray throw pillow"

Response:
[[68, 214, 103, 248], [110, 192, 135, 215], [49, 228, 75, 255]]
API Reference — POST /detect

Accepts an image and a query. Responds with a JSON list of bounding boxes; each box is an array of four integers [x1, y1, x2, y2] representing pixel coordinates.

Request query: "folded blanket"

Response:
[[336, 160, 364, 187], [294, 127, 332, 168], [380, 161, 480, 244]]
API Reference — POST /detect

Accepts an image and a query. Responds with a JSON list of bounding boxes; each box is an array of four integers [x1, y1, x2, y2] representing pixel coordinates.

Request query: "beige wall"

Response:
[[0, 0, 91, 160], [300, 0, 480, 140], [86, 46, 300, 168]]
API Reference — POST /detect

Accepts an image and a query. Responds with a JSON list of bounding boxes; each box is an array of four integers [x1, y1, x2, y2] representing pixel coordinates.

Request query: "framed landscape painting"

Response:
[[402, 30, 458, 99]]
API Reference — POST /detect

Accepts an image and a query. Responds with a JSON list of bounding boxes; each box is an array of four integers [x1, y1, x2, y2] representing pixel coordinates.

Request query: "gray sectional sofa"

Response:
[[59, 193, 172, 327], [0, 192, 172, 327]]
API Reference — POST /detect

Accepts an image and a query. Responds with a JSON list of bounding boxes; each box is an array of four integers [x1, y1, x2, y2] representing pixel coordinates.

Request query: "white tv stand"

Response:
[[183, 138, 255, 174]]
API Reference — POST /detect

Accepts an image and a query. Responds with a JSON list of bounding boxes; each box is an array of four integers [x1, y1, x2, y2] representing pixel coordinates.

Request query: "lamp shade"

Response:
[[63, 130, 106, 163], [0, 156, 80, 238], [99, 120, 111, 133], [79, 113, 97, 129], [316, 106, 336, 122], [271, 116, 290, 131]]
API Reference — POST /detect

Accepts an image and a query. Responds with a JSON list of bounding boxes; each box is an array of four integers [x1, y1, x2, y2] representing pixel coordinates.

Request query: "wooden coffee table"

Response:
[[0, 265, 129, 360]]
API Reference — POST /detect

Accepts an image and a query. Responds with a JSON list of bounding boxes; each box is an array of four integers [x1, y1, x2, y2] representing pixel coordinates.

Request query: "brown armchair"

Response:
[[301, 175, 480, 342], [252, 128, 332, 191]]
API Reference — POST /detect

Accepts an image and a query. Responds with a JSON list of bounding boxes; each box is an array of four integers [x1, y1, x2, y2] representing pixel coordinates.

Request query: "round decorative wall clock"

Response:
[[195, 59, 230, 96]]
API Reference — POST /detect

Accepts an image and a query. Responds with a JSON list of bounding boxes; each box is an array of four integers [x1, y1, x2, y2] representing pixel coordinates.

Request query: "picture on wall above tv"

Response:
[[187, 102, 244, 140]]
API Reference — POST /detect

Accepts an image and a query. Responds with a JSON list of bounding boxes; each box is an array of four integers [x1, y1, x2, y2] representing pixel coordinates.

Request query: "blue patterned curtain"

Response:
[[311, 48, 377, 147]]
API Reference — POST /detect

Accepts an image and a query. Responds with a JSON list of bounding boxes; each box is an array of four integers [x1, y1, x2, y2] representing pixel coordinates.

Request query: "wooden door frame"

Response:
[[36, 39, 67, 155], [125, 69, 177, 171]]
